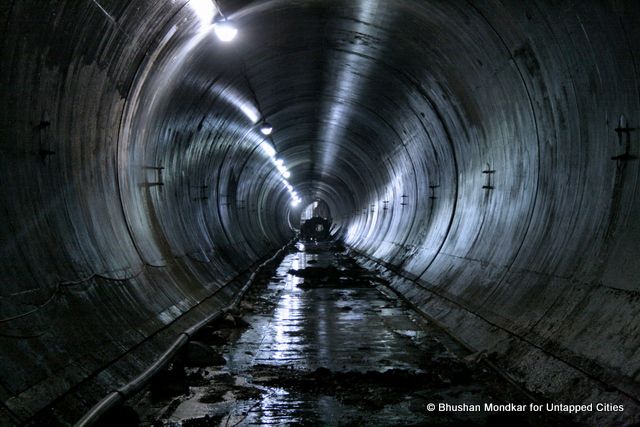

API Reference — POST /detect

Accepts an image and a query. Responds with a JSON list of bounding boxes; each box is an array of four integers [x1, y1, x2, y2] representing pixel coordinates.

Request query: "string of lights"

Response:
[[191, 0, 301, 207]]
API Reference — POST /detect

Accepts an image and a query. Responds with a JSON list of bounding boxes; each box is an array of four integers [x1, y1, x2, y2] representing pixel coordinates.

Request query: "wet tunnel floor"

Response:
[[123, 242, 572, 426]]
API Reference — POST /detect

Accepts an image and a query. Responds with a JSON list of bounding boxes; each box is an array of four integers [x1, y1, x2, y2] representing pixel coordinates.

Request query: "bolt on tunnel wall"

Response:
[[0, 0, 639, 425]]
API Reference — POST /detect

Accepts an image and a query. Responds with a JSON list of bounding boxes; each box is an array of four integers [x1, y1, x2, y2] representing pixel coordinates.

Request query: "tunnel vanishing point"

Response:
[[1, 0, 640, 425]]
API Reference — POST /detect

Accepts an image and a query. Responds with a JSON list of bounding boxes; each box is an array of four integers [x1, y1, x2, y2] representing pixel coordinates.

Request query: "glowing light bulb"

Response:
[[261, 141, 276, 158], [259, 122, 273, 135], [213, 18, 238, 42], [283, 171, 291, 178]]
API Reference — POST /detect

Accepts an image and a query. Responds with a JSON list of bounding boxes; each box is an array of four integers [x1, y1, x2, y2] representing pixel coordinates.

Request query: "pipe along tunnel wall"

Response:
[[1, 0, 639, 425]]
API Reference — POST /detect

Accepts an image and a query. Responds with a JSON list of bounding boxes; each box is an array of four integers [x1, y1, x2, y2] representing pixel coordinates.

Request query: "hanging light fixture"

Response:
[[259, 121, 273, 135], [213, 16, 238, 42], [260, 141, 276, 158]]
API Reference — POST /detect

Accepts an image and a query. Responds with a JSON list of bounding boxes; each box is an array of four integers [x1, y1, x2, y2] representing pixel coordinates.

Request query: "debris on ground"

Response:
[[464, 349, 489, 366], [183, 341, 226, 367], [249, 364, 445, 409], [198, 372, 263, 404], [239, 301, 254, 311], [287, 265, 375, 288], [125, 242, 575, 427], [148, 363, 188, 399]]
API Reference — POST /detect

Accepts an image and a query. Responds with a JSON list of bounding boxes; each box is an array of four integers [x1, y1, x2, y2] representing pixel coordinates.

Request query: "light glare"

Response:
[[277, 162, 299, 208], [189, 0, 214, 23], [240, 103, 259, 123], [261, 141, 276, 158]]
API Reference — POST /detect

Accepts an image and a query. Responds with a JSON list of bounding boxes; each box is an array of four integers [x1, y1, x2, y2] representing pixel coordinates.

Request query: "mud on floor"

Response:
[[112, 242, 575, 427]]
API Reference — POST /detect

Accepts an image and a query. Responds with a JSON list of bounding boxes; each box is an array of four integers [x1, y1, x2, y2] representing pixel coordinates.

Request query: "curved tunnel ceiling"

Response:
[[1, 0, 639, 424]]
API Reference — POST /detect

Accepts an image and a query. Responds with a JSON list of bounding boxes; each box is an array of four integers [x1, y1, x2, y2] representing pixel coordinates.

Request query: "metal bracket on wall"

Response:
[[482, 164, 495, 190], [37, 148, 56, 161], [34, 120, 55, 161], [193, 184, 208, 201], [429, 185, 439, 200], [400, 194, 408, 206], [147, 166, 164, 187], [382, 200, 389, 210], [611, 120, 637, 161]]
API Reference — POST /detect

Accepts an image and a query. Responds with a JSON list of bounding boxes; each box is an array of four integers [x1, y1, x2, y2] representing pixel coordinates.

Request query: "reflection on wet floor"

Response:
[[125, 241, 571, 427], [232, 247, 429, 374]]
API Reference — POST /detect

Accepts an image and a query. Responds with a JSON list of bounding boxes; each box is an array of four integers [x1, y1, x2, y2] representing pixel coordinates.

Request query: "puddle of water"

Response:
[[129, 243, 576, 427]]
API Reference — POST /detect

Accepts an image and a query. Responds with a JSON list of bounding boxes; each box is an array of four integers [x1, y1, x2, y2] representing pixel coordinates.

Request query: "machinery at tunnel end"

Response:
[[299, 216, 332, 242]]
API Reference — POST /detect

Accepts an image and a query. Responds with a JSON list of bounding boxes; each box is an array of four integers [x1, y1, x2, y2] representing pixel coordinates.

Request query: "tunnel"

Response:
[[1, 0, 639, 425]]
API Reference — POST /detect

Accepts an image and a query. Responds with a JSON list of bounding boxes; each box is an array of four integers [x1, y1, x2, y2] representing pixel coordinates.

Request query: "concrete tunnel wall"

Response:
[[0, 0, 639, 424]]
